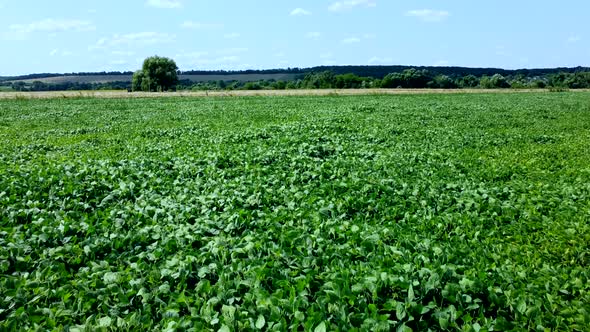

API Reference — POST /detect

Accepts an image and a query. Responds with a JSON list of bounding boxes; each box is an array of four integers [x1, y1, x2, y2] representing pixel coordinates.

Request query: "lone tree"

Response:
[[132, 56, 179, 92]]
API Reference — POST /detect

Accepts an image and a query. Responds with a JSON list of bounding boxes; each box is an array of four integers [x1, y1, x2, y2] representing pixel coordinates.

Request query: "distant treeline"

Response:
[[177, 69, 590, 91], [2, 66, 590, 91], [309, 65, 590, 79], [2, 65, 589, 82]]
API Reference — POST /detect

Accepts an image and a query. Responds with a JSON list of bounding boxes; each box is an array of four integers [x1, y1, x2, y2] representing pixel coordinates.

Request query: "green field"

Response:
[[1, 93, 589, 331]]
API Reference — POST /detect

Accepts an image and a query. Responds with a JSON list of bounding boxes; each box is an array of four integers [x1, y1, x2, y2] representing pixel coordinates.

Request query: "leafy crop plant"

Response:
[[0, 93, 589, 331]]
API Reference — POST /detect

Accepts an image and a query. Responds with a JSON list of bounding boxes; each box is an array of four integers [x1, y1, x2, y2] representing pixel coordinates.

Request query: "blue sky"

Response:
[[0, 0, 588, 75]]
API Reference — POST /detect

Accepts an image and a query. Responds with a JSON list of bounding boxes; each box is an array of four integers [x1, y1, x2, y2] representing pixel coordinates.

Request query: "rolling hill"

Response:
[[2, 73, 300, 84]]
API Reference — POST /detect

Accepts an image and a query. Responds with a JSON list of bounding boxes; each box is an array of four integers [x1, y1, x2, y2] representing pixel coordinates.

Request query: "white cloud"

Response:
[[306, 32, 321, 39], [329, 0, 376, 12], [176, 53, 241, 67], [92, 38, 108, 48], [146, 0, 182, 9], [290, 8, 311, 16], [49, 49, 74, 56], [111, 50, 135, 56], [176, 49, 250, 68], [174, 48, 245, 60], [338, 33, 374, 45], [216, 56, 240, 63], [9, 19, 95, 34], [224, 32, 241, 39], [90, 32, 175, 50], [406, 9, 450, 22], [567, 35, 581, 43], [368, 56, 392, 64], [112, 32, 175, 45], [176, 51, 209, 58], [217, 47, 248, 55], [110, 59, 128, 65], [434, 60, 449, 66], [181, 21, 224, 29], [341, 37, 361, 44]]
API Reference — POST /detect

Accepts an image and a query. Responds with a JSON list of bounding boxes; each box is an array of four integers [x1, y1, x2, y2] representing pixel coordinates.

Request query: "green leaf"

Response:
[[517, 300, 527, 315], [314, 321, 327, 332], [98, 316, 112, 327], [396, 302, 406, 320], [198, 266, 209, 278], [294, 311, 305, 321], [439, 317, 449, 329], [407, 284, 415, 302], [472, 322, 481, 332], [218, 325, 231, 332], [397, 323, 413, 332], [222, 305, 236, 323], [255, 315, 266, 329]]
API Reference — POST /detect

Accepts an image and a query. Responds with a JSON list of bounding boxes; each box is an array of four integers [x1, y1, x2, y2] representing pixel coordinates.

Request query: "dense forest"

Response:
[[2, 65, 589, 82], [2, 65, 590, 91], [176, 70, 590, 91], [309, 65, 590, 79]]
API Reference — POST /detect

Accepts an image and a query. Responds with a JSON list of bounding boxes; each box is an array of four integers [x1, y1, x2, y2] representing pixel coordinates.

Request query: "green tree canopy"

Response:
[[132, 56, 179, 92], [302, 71, 336, 89], [430, 75, 458, 89], [459, 74, 479, 88], [381, 69, 432, 88], [490, 74, 510, 88], [550, 72, 590, 88]]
